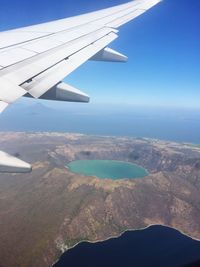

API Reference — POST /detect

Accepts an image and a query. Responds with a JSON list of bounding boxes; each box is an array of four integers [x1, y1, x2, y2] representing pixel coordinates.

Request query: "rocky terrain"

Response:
[[0, 132, 200, 267]]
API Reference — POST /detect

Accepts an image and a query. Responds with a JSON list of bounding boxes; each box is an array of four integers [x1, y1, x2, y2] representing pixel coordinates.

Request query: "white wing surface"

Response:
[[0, 0, 161, 112]]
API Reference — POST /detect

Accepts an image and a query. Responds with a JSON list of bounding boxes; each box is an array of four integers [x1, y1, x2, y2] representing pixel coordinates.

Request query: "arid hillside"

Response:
[[0, 132, 200, 267]]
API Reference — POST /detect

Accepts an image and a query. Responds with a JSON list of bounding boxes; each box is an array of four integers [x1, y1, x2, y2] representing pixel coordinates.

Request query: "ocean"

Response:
[[1, 102, 200, 144]]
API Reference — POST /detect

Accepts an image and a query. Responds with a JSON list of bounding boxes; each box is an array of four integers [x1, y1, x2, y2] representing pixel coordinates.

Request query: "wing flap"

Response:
[[0, 24, 103, 67], [23, 32, 118, 98], [1, 27, 116, 86]]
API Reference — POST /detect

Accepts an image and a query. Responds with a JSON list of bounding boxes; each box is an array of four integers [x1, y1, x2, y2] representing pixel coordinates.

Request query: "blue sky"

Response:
[[0, 0, 199, 109]]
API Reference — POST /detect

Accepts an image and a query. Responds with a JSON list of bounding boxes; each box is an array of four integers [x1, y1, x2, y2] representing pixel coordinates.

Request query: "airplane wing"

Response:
[[0, 0, 161, 112], [0, 0, 161, 172]]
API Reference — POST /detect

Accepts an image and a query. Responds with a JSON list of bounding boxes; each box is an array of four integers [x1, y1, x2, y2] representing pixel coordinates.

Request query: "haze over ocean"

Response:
[[1, 101, 200, 144]]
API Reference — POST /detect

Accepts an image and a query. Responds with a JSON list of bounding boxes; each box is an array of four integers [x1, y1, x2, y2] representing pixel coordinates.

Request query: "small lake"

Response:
[[67, 160, 148, 179]]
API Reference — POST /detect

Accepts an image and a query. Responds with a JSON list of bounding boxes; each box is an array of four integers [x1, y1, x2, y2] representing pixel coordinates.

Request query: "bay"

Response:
[[54, 225, 200, 267]]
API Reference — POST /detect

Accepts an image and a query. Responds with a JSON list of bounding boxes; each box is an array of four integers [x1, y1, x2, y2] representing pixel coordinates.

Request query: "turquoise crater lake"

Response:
[[67, 160, 148, 179]]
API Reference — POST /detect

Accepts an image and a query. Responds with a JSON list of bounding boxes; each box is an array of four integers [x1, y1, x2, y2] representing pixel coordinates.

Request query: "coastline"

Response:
[[52, 223, 200, 266], [1, 130, 200, 147]]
